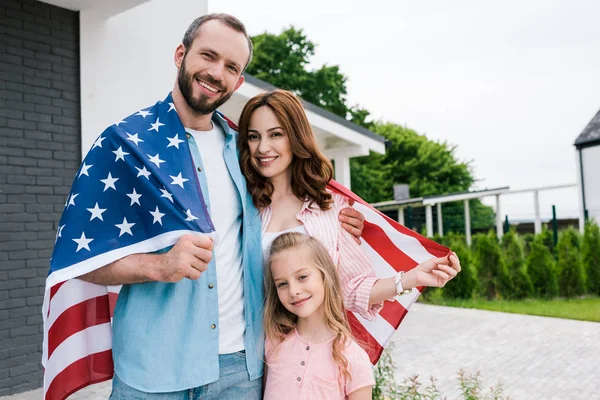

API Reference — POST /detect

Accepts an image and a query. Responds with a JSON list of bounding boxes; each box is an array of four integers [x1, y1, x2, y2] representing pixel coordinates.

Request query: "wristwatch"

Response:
[[394, 271, 413, 296]]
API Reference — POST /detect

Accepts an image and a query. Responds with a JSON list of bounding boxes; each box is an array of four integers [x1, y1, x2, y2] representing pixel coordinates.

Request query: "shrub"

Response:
[[539, 228, 555, 256], [522, 233, 535, 257], [526, 236, 559, 298], [473, 231, 510, 299], [556, 228, 586, 297], [582, 220, 600, 295], [501, 230, 533, 299], [443, 236, 478, 299]]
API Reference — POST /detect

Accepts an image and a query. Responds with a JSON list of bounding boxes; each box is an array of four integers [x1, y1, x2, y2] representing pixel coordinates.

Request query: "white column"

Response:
[[334, 156, 351, 189], [465, 199, 472, 246], [397, 206, 405, 225], [437, 203, 443, 237], [425, 205, 433, 237], [495, 194, 503, 239], [533, 190, 542, 234]]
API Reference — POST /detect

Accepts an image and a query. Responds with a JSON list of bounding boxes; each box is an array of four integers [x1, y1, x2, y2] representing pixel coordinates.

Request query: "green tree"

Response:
[[526, 235, 559, 298], [247, 27, 350, 117], [473, 232, 510, 299], [501, 230, 533, 299], [350, 124, 495, 232], [582, 220, 600, 295], [556, 228, 585, 297]]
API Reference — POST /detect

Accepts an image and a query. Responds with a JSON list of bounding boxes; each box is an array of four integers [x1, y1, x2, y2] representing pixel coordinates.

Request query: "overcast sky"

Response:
[[210, 0, 600, 220]]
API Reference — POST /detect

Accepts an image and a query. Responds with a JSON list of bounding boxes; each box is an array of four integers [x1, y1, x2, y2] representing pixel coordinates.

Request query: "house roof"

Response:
[[243, 74, 386, 144], [574, 109, 600, 149]]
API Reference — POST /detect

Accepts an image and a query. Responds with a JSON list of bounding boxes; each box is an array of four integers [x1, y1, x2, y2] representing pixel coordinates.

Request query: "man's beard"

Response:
[[177, 55, 234, 115]]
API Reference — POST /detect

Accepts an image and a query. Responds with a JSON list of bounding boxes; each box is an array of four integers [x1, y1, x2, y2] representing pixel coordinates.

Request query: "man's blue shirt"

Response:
[[112, 112, 264, 392]]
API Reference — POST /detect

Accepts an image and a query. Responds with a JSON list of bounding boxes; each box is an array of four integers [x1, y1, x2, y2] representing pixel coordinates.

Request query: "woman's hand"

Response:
[[403, 252, 461, 289], [338, 204, 365, 244]]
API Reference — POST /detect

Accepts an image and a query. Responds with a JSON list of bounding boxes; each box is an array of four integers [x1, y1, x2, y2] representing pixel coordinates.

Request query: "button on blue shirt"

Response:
[[112, 112, 264, 392]]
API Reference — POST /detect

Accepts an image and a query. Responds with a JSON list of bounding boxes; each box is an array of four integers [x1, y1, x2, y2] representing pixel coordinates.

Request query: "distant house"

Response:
[[575, 109, 600, 228]]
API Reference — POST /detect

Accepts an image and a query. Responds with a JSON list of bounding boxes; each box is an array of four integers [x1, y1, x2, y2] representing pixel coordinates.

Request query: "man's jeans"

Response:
[[109, 351, 262, 400]]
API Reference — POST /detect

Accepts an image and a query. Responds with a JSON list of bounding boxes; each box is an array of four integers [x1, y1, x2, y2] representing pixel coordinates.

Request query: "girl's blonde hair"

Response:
[[264, 232, 353, 380]]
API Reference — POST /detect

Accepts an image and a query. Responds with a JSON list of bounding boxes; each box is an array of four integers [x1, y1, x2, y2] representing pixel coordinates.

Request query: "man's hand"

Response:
[[403, 252, 461, 289], [339, 201, 365, 244], [152, 234, 213, 282]]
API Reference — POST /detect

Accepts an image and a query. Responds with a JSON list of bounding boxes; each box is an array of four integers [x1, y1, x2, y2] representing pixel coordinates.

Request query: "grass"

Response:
[[422, 296, 600, 322]]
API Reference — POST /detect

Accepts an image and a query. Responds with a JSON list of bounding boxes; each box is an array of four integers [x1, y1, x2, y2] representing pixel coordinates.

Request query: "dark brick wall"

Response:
[[0, 0, 80, 395]]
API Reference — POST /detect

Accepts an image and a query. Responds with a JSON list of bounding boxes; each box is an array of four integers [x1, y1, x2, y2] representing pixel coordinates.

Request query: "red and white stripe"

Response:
[[42, 230, 212, 400], [327, 180, 448, 363]]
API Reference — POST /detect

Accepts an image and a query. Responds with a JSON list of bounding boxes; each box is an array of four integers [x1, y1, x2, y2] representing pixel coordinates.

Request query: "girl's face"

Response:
[[247, 106, 293, 180], [269, 247, 325, 320]]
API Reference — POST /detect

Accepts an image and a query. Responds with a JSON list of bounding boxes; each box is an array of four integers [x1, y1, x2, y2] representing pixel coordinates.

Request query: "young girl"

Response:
[[263, 232, 374, 400]]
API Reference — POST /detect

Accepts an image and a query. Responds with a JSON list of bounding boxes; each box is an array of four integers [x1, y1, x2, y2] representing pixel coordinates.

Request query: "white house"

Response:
[[575, 108, 600, 229], [0, 0, 385, 395]]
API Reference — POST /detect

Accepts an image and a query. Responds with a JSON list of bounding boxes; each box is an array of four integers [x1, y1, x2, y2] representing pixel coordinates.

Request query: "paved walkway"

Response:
[[3, 304, 599, 399]]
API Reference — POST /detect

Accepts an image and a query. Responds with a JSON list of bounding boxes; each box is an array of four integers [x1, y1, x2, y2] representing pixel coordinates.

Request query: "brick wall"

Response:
[[0, 0, 80, 395]]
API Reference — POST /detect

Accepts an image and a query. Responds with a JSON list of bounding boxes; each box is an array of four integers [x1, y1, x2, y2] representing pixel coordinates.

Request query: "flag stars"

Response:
[[87, 202, 107, 221], [79, 162, 92, 178], [114, 119, 127, 127], [148, 118, 165, 132], [147, 153, 165, 168], [135, 110, 153, 118], [150, 206, 165, 225], [115, 217, 135, 237], [166, 134, 185, 149], [55, 224, 66, 243], [113, 146, 130, 162], [92, 136, 105, 150], [168, 102, 176, 112], [100, 172, 119, 191], [67, 193, 78, 208], [73, 232, 93, 252], [126, 188, 142, 206], [135, 165, 151, 180], [185, 209, 198, 222], [170, 172, 189, 189], [159, 187, 174, 203], [126, 133, 144, 146]]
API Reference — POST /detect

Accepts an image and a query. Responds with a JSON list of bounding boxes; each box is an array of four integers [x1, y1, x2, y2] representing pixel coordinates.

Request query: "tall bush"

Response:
[[526, 236, 559, 298], [556, 228, 585, 297], [582, 220, 600, 295], [473, 231, 510, 299], [501, 230, 533, 299], [443, 235, 477, 299], [522, 233, 535, 257], [539, 228, 556, 256]]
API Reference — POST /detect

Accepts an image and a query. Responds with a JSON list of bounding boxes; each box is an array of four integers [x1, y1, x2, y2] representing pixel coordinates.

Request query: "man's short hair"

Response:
[[182, 13, 253, 72]]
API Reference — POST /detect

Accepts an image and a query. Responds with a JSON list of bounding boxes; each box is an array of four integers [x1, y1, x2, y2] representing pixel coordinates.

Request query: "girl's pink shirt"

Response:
[[261, 191, 383, 319], [264, 330, 374, 400]]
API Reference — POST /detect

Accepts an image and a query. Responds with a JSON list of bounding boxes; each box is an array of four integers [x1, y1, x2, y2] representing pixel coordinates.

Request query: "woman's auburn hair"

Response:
[[237, 89, 334, 210], [264, 232, 353, 381]]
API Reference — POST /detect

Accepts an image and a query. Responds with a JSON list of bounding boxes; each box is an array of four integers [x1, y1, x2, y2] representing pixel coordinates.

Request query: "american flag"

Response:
[[43, 93, 449, 399], [326, 181, 449, 364], [42, 93, 216, 400]]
